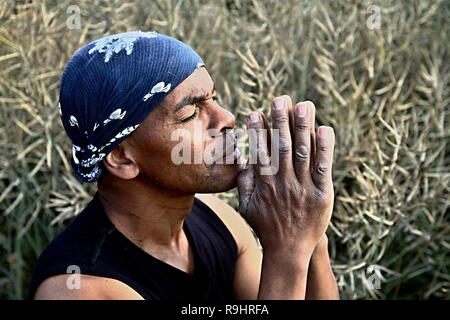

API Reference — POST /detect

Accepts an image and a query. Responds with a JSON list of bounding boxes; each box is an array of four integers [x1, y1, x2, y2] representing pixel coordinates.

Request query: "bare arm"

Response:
[[306, 235, 339, 299], [195, 193, 262, 300], [33, 274, 144, 300], [257, 247, 310, 299]]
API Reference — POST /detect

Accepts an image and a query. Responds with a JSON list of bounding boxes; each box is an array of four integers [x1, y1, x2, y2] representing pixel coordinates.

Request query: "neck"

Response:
[[97, 174, 195, 250]]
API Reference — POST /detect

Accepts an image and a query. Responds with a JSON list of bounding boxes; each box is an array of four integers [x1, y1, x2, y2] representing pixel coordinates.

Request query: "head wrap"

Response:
[[59, 31, 205, 183]]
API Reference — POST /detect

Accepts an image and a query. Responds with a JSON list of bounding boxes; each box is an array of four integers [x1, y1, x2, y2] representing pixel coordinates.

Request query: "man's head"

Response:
[[100, 66, 240, 194], [59, 31, 240, 195]]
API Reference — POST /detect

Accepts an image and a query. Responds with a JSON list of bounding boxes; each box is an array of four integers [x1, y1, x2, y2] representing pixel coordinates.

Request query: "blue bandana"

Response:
[[59, 31, 205, 183]]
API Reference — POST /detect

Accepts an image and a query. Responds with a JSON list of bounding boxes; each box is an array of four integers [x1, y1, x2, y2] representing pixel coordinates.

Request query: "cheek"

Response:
[[134, 127, 174, 168], [175, 121, 209, 161], [136, 127, 200, 173], [135, 121, 220, 174]]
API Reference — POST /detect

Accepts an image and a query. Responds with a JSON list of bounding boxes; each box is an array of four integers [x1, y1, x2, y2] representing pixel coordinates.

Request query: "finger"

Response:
[[307, 101, 317, 176], [270, 96, 294, 177], [285, 95, 297, 167], [286, 96, 295, 143], [237, 158, 255, 215], [259, 111, 271, 156], [247, 112, 274, 181], [294, 101, 313, 184], [312, 126, 335, 192]]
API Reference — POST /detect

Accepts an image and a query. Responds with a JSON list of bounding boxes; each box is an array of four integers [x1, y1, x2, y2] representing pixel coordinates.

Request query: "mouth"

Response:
[[209, 142, 237, 162], [222, 143, 240, 161], [213, 135, 240, 163], [202, 130, 241, 165]]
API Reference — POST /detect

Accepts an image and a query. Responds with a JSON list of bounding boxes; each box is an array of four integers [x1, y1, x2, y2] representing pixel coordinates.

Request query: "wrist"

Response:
[[258, 252, 310, 299], [314, 235, 328, 253], [310, 235, 330, 265], [262, 245, 313, 272]]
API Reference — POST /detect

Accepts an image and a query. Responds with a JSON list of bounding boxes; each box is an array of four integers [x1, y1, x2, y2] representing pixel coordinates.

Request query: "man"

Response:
[[28, 31, 338, 300]]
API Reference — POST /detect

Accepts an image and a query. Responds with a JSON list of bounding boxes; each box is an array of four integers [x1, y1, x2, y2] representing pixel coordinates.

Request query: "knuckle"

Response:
[[278, 138, 291, 154], [295, 145, 309, 159], [318, 145, 329, 152], [313, 188, 330, 207], [316, 162, 329, 175], [295, 121, 309, 131], [271, 111, 289, 122]]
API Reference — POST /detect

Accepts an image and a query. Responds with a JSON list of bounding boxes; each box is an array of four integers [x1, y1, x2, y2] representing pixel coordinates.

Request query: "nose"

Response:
[[209, 103, 236, 137]]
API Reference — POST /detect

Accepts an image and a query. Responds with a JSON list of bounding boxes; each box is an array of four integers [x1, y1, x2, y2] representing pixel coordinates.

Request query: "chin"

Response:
[[197, 163, 240, 193]]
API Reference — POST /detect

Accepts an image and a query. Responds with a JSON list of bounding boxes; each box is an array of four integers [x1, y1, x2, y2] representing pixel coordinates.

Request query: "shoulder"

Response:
[[33, 274, 144, 300], [194, 193, 257, 256]]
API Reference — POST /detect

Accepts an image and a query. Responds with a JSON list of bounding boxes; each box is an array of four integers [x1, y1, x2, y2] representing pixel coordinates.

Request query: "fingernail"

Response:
[[319, 126, 329, 138], [273, 98, 285, 111], [249, 112, 260, 123], [296, 103, 307, 117]]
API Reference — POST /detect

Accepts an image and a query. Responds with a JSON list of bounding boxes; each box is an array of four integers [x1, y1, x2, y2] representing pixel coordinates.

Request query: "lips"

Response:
[[222, 141, 237, 158], [209, 133, 238, 162]]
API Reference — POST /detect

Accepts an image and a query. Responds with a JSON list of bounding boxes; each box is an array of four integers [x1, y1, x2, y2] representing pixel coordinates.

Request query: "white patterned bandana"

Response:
[[59, 31, 205, 182]]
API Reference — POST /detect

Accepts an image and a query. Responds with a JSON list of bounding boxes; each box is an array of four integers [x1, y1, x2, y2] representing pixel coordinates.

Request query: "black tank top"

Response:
[[27, 192, 238, 300]]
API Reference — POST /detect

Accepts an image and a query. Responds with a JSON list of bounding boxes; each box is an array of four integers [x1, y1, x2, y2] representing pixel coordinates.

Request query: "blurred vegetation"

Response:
[[0, 0, 449, 300]]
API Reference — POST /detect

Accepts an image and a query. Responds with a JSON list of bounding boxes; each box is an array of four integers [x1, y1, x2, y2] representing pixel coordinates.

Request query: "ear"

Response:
[[102, 144, 139, 180]]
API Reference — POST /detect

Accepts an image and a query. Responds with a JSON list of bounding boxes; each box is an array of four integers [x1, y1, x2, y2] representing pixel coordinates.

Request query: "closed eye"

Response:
[[180, 95, 219, 123], [181, 107, 199, 122]]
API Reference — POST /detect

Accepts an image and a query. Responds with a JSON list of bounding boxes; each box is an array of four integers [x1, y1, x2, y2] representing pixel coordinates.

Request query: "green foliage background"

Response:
[[0, 0, 449, 299]]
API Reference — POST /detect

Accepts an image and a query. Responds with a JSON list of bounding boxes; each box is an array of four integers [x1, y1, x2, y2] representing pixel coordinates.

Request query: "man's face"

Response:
[[121, 67, 240, 194]]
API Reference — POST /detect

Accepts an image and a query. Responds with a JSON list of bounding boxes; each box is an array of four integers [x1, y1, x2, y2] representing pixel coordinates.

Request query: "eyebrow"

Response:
[[174, 82, 216, 113]]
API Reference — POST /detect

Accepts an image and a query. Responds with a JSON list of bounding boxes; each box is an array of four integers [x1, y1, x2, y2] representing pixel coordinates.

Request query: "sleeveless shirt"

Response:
[[27, 192, 238, 300]]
